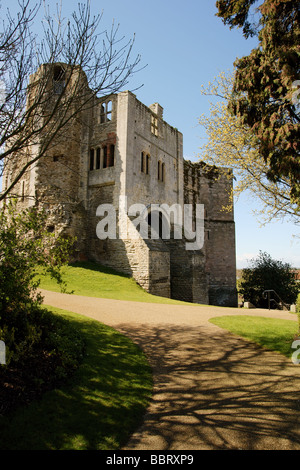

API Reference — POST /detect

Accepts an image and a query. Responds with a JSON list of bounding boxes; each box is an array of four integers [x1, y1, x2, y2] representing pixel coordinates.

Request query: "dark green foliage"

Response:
[[0, 308, 152, 449], [0, 308, 85, 415], [0, 200, 74, 364], [216, 0, 259, 37], [0, 201, 83, 414], [216, 0, 300, 204], [239, 251, 299, 308]]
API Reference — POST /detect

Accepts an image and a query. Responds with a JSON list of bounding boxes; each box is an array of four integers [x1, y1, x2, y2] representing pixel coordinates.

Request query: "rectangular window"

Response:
[[151, 115, 158, 136], [100, 104, 106, 124], [106, 101, 112, 121], [109, 144, 115, 167], [90, 149, 94, 171], [141, 152, 144, 172], [103, 146, 107, 168], [53, 66, 65, 95], [100, 100, 113, 123], [96, 148, 101, 169]]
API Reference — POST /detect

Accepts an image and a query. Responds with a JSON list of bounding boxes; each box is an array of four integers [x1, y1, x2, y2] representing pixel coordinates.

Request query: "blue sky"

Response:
[[2, 0, 299, 268]]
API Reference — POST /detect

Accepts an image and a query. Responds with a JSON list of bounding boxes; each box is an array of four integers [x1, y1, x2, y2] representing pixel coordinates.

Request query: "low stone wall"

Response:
[[88, 236, 171, 298]]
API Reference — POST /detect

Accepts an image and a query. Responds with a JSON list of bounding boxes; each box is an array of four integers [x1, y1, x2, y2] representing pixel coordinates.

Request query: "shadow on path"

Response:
[[115, 323, 300, 450], [40, 290, 300, 450]]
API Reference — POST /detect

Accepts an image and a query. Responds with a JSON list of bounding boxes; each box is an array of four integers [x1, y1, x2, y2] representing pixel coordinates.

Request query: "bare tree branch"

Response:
[[0, 0, 143, 201]]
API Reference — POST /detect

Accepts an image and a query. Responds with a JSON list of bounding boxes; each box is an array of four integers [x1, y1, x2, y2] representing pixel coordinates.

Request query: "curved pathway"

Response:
[[41, 289, 300, 450]]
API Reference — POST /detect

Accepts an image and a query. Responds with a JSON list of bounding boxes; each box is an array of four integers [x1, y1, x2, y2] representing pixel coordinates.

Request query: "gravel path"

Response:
[[41, 289, 300, 450]]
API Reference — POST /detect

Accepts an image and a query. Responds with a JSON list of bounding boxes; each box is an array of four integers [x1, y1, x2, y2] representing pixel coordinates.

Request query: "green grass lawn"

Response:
[[209, 315, 300, 359], [37, 261, 197, 305], [0, 306, 153, 450]]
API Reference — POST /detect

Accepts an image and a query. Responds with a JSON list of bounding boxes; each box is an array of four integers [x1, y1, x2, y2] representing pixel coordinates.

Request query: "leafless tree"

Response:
[[0, 0, 142, 201]]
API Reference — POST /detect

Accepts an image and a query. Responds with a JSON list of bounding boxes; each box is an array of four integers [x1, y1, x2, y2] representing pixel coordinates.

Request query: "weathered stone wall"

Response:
[[85, 90, 181, 299], [165, 238, 209, 304], [88, 235, 170, 298], [2, 148, 34, 209], [184, 160, 237, 307], [206, 220, 237, 306], [120, 91, 184, 209]]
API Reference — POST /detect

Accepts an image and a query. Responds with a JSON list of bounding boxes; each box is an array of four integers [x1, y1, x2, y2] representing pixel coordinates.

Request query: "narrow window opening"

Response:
[[151, 115, 158, 136], [90, 149, 94, 171], [53, 65, 65, 94], [100, 104, 106, 124], [103, 146, 108, 168], [106, 101, 112, 121], [53, 65, 65, 81], [161, 163, 165, 182], [141, 152, 144, 172], [100, 100, 113, 123], [146, 155, 150, 174], [96, 148, 101, 169], [109, 144, 115, 167]]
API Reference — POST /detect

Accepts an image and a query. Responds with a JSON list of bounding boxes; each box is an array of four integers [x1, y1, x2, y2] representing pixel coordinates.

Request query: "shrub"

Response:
[[0, 307, 85, 415], [0, 200, 74, 364], [239, 251, 299, 309]]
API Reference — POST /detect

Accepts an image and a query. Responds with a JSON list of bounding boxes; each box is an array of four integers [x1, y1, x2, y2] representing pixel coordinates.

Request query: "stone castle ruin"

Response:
[[2, 63, 237, 307]]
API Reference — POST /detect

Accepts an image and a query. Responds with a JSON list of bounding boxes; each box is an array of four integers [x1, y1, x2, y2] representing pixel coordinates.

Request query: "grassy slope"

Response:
[[0, 306, 152, 450], [37, 261, 198, 305]]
